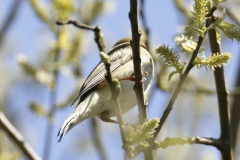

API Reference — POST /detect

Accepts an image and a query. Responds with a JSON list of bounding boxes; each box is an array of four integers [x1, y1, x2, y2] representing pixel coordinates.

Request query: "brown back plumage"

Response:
[[113, 38, 146, 49]]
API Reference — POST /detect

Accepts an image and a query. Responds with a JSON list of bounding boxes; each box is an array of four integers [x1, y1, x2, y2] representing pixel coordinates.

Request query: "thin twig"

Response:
[[102, 53, 128, 149], [0, 112, 41, 160], [153, 35, 205, 138], [157, 85, 240, 96], [56, 20, 105, 52], [153, 6, 217, 139], [56, 19, 127, 158], [129, 0, 153, 159]]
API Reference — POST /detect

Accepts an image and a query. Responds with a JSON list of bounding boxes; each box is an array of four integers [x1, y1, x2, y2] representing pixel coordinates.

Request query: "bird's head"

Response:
[[113, 38, 147, 49]]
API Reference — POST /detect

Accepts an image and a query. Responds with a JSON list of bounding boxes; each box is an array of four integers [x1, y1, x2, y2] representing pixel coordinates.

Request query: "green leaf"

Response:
[[213, 0, 227, 6], [215, 28, 221, 44], [217, 21, 240, 42], [127, 118, 160, 145], [181, 43, 195, 53], [185, 25, 205, 37], [219, 21, 236, 29], [210, 9, 226, 29]]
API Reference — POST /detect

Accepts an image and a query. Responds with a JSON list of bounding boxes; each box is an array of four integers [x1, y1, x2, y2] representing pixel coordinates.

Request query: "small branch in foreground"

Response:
[[0, 112, 41, 160], [56, 20, 105, 52], [57, 19, 129, 157], [153, 35, 204, 138], [129, 0, 153, 159], [56, 19, 112, 158], [208, 28, 233, 160], [100, 52, 128, 147], [130, 136, 222, 158], [153, 6, 217, 139], [129, 0, 147, 133]]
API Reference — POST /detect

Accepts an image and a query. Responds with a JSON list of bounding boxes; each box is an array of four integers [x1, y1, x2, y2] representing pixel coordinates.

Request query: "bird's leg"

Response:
[[99, 113, 137, 127], [141, 69, 148, 82], [100, 114, 120, 124], [120, 69, 148, 82], [142, 69, 148, 76], [120, 73, 135, 81]]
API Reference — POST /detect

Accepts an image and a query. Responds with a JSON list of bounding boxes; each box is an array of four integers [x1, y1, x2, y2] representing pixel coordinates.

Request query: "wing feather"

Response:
[[73, 43, 133, 105]]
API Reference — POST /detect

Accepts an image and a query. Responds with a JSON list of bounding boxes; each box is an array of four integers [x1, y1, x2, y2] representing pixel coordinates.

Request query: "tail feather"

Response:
[[58, 116, 76, 142], [57, 91, 103, 142]]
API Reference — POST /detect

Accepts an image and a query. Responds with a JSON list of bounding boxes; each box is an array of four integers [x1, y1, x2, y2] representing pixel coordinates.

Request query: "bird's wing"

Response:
[[73, 44, 133, 105]]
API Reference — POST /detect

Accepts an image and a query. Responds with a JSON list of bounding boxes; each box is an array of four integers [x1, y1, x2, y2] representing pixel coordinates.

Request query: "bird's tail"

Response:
[[57, 110, 81, 142], [57, 91, 102, 142]]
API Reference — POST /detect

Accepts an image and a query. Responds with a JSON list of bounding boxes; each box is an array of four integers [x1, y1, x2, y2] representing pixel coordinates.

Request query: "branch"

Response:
[[0, 112, 41, 160], [129, 0, 146, 132], [153, 6, 218, 139], [208, 28, 233, 160], [100, 51, 128, 148], [131, 136, 222, 158], [56, 20, 105, 52], [218, 6, 240, 151], [56, 19, 129, 157], [129, 0, 153, 159], [153, 35, 205, 138], [230, 48, 240, 152], [55, 20, 110, 159]]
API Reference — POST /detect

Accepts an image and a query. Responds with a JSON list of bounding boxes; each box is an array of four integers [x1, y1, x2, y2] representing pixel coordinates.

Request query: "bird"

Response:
[[58, 38, 154, 142]]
